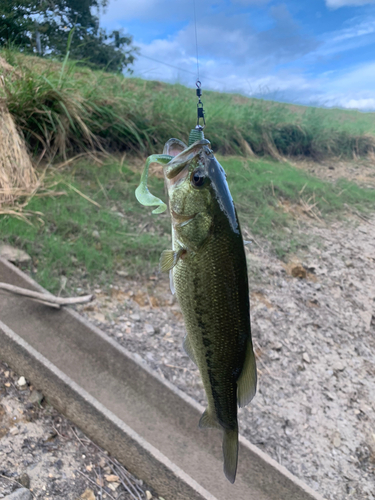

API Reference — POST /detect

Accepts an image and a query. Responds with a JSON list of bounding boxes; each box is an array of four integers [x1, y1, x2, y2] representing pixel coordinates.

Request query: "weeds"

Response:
[[2, 50, 375, 161], [1, 156, 375, 291]]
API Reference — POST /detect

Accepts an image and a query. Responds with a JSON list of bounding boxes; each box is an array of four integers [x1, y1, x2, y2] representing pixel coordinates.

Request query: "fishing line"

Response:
[[137, 54, 225, 86], [193, 0, 200, 83]]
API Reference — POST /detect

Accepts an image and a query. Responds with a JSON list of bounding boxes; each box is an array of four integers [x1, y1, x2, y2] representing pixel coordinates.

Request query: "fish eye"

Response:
[[190, 169, 207, 188]]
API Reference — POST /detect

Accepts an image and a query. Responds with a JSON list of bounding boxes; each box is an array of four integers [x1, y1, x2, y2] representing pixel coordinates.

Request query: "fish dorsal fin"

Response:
[[183, 335, 197, 365], [237, 340, 257, 408], [199, 408, 221, 430], [159, 248, 185, 273]]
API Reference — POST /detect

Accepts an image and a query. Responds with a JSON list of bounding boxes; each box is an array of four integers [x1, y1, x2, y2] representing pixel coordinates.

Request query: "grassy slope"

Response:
[[1, 53, 375, 292], [1, 156, 375, 293], [2, 50, 375, 160]]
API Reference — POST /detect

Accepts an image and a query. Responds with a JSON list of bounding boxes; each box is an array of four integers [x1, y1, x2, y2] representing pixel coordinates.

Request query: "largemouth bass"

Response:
[[135, 136, 257, 483]]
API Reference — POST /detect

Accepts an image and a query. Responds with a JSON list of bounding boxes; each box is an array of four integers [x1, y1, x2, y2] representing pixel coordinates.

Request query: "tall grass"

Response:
[[1, 156, 375, 291], [2, 50, 375, 160]]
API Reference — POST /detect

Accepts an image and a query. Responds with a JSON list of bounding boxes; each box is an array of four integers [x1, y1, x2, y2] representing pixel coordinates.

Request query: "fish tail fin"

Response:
[[223, 427, 238, 484]]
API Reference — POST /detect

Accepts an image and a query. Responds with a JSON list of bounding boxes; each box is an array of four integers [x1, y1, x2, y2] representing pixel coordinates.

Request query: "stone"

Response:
[[333, 361, 345, 372], [92, 230, 100, 240], [16, 473, 30, 489], [144, 323, 155, 335], [79, 489, 95, 500], [333, 432, 341, 448], [28, 390, 43, 405], [0, 244, 31, 263], [302, 353, 311, 363], [3, 488, 32, 500], [17, 377, 27, 387]]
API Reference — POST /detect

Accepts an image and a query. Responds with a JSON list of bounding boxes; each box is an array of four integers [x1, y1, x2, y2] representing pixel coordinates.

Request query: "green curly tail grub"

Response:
[[135, 154, 173, 214]]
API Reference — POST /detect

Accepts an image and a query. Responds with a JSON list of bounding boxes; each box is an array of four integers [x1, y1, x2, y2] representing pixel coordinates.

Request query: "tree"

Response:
[[0, 0, 137, 73]]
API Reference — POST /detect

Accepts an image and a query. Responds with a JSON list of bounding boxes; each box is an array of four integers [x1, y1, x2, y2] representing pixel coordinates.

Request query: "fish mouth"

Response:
[[171, 209, 197, 226]]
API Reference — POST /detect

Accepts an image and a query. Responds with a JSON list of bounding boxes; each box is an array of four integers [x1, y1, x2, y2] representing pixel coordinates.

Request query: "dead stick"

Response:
[[0, 283, 94, 306], [75, 470, 116, 500]]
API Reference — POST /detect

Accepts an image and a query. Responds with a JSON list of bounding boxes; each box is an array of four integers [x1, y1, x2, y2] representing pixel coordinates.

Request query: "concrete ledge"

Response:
[[0, 258, 325, 500]]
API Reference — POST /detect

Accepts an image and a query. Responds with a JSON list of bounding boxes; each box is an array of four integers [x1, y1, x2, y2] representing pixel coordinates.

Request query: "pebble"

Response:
[[92, 230, 100, 239], [3, 489, 32, 500], [17, 377, 27, 387], [302, 353, 311, 363], [16, 474, 30, 489], [28, 390, 43, 404], [130, 314, 141, 322], [74, 215, 375, 500], [333, 432, 342, 448], [144, 323, 155, 335], [333, 361, 345, 372], [0, 244, 31, 263]]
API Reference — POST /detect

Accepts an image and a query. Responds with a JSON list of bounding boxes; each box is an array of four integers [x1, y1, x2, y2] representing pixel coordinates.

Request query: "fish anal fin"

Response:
[[199, 408, 221, 430], [159, 248, 185, 273], [183, 335, 197, 365], [223, 428, 238, 484], [237, 340, 257, 408]]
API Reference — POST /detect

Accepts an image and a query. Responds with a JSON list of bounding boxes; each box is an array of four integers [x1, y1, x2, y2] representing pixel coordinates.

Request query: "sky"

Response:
[[100, 0, 375, 110]]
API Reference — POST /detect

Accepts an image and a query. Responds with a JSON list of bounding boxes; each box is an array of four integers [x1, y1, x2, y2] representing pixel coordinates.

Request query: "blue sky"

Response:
[[100, 0, 375, 110]]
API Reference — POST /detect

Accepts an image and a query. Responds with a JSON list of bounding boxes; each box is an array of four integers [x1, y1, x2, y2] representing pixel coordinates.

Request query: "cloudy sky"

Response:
[[100, 0, 375, 110]]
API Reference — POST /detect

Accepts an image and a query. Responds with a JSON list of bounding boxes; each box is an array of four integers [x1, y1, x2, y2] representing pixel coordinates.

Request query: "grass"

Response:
[[1, 156, 375, 292], [0, 160, 171, 292], [1, 51, 375, 290], [222, 156, 375, 255], [2, 50, 375, 161]]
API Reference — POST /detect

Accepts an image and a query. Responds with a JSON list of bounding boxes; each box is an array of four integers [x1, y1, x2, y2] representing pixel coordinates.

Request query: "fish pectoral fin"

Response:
[[237, 340, 257, 408], [199, 409, 221, 430], [223, 428, 238, 484], [159, 248, 185, 273], [182, 335, 197, 365]]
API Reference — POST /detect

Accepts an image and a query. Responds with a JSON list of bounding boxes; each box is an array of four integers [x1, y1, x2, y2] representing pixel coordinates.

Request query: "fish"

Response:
[[135, 136, 257, 483]]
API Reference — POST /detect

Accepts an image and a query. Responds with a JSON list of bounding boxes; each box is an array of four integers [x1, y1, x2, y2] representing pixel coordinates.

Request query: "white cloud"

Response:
[[325, 0, 375, 9], [345, 97, 375, 109], [100, 0, 375, 111]]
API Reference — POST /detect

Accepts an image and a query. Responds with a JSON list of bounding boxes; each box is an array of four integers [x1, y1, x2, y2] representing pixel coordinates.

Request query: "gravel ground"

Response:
[[1, 200, 375, 499], [74, 214, 375, 500], [0, 363, 159, 499]]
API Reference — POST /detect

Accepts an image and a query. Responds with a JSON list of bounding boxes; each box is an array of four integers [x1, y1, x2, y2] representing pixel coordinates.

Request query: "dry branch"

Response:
[[0, 282, 94, 308]]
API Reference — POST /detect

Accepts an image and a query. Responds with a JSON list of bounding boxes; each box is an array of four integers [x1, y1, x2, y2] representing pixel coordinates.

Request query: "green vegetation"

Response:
[[223, 157, 375, 255], [0, 160, 171, 291], [1, 53, 375, 290], [2, 51, 375, 161], [1, 156, 375, 292], [0, 1, 136, 72]]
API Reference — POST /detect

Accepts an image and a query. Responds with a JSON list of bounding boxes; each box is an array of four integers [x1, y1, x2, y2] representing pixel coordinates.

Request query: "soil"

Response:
[[74, 213, 375, 500], [0, 365, 159, 499], [290, 157, 375, 188]]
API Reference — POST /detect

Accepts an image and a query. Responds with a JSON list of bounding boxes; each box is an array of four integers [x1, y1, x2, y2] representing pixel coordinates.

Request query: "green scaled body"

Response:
[[135, 135, 257, 484]]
